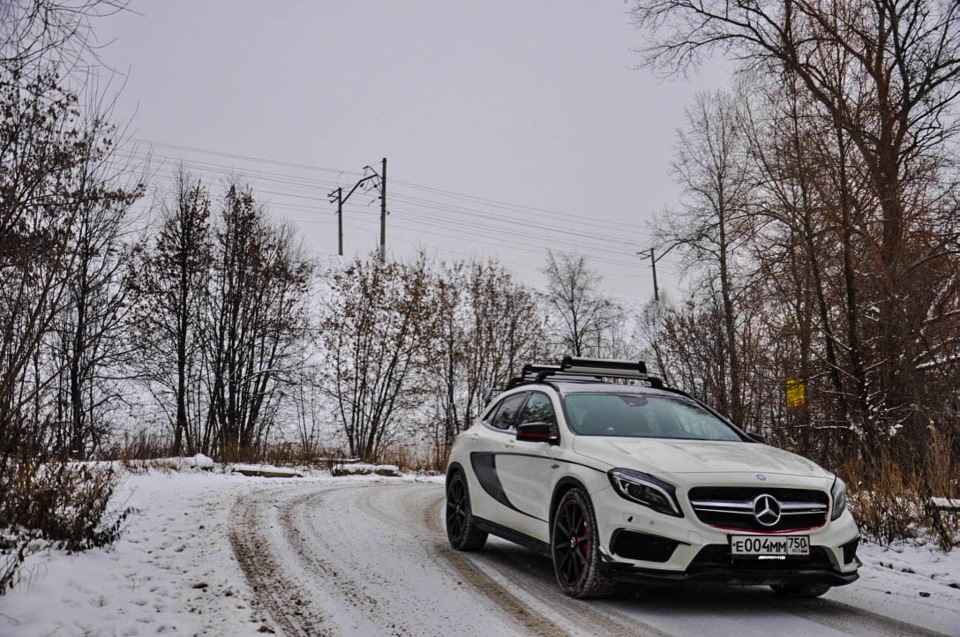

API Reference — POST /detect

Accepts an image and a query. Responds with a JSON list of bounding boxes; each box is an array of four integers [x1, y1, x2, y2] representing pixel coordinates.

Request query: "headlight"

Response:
[[831, 476, 847, 521], [608, 468, 683, 518]]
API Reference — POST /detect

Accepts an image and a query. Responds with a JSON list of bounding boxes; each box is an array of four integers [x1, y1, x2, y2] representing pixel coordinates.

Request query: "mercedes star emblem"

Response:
[[753, 494, 782, 527]]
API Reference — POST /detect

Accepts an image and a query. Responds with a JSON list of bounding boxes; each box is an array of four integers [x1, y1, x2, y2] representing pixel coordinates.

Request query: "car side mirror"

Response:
[[749, 432, 767, 444], [516, 422, 559, 445]]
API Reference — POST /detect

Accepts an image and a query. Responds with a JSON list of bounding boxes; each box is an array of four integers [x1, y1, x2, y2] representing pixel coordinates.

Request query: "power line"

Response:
[[128, 138, 363, 177], [123, 138, 686, 294], [137, 152, 653, 264], [127, 138, 646, 233]]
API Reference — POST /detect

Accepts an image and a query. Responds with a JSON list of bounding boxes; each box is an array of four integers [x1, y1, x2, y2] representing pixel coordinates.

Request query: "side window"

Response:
[[489, 393, 527, 431], [518, 392, 557, 426]]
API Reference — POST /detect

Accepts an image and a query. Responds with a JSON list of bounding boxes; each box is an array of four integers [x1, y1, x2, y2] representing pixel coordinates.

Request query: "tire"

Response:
[[551, 487, 614, 599], [770, 582, 832, 598], [446, 471, 488, 551]]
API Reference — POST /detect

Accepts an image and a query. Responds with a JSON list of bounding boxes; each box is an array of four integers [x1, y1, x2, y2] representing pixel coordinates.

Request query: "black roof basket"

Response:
[[506, 356, 663, 389]]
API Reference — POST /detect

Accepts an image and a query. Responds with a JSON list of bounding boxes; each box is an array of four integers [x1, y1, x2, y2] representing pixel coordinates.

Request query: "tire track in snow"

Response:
[[230, 484, 342, 637], [417, 488, 951, 637], [335, 482, 570, 637], [232, 480, 954, 637], [418, 492, 671, 637], [231, 481, 559, 637]]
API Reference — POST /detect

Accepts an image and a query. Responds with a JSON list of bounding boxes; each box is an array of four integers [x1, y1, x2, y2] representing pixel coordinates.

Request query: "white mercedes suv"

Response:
[[445, 357, 860, 599]]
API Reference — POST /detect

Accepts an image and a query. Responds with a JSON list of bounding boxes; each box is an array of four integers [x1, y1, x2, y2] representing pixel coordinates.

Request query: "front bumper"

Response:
[[590, 480, 862, 587], [601, 543, 860, 586]]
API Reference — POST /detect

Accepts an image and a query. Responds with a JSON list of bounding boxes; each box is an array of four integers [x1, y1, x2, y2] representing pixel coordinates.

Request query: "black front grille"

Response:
[[689, 544, 833, 571], [688, 487, 829, 532], [611, 530, 680, 563]]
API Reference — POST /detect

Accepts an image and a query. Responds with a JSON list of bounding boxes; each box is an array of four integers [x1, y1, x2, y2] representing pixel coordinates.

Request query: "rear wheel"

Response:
[[551, 488, 613, 598], [770, 583, 832, 598], [446, 471, 487, 551]]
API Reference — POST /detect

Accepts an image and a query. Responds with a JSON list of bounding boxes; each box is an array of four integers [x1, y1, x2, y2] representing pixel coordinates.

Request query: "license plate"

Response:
[[729, 535, 809, 557]]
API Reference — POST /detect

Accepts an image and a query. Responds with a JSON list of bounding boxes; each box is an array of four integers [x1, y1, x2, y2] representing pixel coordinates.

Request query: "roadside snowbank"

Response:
[[860, 538, 960, 588]]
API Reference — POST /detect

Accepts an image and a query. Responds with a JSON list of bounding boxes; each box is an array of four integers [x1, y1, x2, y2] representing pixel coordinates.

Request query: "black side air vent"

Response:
[[610, 530, 681, 563]]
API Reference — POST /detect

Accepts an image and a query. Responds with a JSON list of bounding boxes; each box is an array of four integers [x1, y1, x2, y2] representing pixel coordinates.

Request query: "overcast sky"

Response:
[[98, 1, 729, 300]]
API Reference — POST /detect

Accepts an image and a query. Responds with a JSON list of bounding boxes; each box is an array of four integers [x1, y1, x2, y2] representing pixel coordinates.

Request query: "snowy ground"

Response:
[[0, 468, 958, 637]]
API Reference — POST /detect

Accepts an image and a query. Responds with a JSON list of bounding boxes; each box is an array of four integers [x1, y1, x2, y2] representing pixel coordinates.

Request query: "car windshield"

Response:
[[562, 392, 743, 441]]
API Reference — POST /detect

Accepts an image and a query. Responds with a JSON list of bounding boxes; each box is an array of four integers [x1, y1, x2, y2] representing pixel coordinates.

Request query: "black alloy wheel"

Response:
[[446, 471, 487, 551], [551, 488, 613, 598]]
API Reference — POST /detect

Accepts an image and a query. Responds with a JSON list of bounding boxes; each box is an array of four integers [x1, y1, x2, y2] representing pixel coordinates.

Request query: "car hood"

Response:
[[572, 437, 829, 478]]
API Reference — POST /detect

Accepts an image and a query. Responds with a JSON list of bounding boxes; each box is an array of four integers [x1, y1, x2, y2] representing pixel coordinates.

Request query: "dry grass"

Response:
[[377, 446, 444, 475], [840, 436, 959, 551]]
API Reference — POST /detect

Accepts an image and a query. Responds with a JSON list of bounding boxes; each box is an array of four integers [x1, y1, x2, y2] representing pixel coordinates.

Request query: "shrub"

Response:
[[842, 438, 959, 551], [0, 455, 130, 595]]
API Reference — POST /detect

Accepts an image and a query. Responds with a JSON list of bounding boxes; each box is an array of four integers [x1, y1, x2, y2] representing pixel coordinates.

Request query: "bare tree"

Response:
[[0, 5, 142, 589], [0, 61, 141, 456], [128, 169, 212, 454], [51, 177, 140, 458], [321, 255, 435, 460], [424, 259, 548, 462], [631, 0, 960, 425], [205, 184, 313, 459], [542, 251, 621, 357], [1, 1, 129, 68], [656, 89, 752, 424]]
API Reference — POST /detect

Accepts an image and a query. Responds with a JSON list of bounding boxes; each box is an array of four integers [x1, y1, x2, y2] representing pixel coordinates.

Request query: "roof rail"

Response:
[[505, 364, 564, 389]]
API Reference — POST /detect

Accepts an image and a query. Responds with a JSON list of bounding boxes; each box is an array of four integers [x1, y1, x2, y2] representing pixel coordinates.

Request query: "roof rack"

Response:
[[560, 356, 648, 377], [505, 356, 664, 389]]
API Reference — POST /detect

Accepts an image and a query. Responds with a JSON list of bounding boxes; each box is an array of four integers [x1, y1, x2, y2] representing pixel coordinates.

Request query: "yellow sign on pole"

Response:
[[786, 379, 805, 408]]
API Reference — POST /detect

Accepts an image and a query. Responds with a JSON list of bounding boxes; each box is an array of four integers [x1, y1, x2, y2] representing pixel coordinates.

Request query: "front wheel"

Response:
[[770, 582, 832, 598], [551, 488, 613, 598], [446, 471, 487, 551]]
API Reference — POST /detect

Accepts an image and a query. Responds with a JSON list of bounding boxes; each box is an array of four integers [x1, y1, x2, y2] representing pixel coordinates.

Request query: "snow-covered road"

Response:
[[231, 480, 959, 637], [1, 472, 957, 636]]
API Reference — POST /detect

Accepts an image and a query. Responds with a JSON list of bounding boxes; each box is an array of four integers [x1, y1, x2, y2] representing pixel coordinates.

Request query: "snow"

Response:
[[0, 467, 957, 636], [128, 453, 215, 471], [932, 497, 960, 510], [229, 463, 304, 478], [330, 462, 402, 476], [859, 539, 960, 588], [0, 470, 271, 636]]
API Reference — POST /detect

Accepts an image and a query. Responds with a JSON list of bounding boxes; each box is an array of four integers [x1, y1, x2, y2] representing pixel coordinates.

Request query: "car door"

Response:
[[466, 391, 527, 523], [495, 391, 561, 542]]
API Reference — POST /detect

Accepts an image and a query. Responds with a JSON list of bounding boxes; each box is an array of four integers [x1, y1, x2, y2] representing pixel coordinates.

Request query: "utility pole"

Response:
[[648, 248, 659, 301], [638, 244, 678, 302], [328, 158, 386, 259], [379, 157, 387, 264], [330, 187, 343, 256]]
